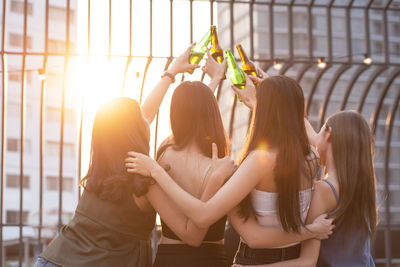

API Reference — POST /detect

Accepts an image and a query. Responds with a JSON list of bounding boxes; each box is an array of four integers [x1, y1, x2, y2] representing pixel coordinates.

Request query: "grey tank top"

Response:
[[317, 179, 375, 267]]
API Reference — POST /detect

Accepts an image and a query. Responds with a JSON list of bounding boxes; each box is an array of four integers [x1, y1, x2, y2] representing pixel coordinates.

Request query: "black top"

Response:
[[161, 215, 227, 242], [40, 190, 156, 267]]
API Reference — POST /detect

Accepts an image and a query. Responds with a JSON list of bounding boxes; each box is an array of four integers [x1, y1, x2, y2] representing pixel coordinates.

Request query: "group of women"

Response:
[[34, 44, 377, 267]]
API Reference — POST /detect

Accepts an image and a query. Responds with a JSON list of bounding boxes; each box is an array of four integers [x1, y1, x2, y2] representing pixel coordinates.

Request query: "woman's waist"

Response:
[[160, 235, 224, 245]]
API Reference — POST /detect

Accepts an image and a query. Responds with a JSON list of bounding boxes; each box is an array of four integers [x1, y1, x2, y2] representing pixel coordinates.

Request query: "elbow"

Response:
[[300, 257, 317, 267], [179, 234, 203, 247], [194, 215, 212, 229]]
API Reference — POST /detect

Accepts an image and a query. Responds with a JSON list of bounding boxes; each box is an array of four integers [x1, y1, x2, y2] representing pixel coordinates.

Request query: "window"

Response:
[[7, 138, 31, 153], [49, 6, 75, 23], [8, 71, 31, 84], [46, 106, 75, 124], [7, 138, 18, 152], [46, 72, 63, 89], [7, 102, 32, 118], [46, 141, 75, 158], [9, 33, 32, 49], [10, 0, 33, 15], [48, 39, 75, 53], [6, 174, 30, 189], [46, 176, 74, 192], [6, 210, 29, 224]]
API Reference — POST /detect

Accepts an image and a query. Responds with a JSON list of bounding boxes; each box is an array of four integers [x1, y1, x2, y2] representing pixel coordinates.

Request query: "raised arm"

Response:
[[141, 44, 200, 124], [228, 209, 333, 249], [304, 118, 318, 147], [202, 50, 227, 93], [126, 149, 273, 229]]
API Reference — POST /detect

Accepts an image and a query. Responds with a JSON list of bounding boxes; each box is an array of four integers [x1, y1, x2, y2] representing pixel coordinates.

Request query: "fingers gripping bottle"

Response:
[[188, 28, 212, 74], [209, 25, 226, 80], [225, 49, 245, 102]]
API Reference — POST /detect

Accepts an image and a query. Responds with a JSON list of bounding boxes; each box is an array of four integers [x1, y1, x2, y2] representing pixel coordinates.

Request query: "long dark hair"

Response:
[[80, 97, 152, 202], [325, 111, 377, 237], [239, 75, 314, 233], [157, 81, 227, 160]]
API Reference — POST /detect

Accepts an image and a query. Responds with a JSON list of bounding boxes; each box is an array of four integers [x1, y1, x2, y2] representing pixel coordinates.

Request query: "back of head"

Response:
[[81, 97, 151, 202], [167, 81, 227, 158], [239, 75, 313, 233], [325, 110, 377, 237]]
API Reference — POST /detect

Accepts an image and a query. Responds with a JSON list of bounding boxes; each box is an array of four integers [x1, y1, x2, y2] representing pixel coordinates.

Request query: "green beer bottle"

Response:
[[225, 49, 245, 101], [188, 28, 212, 74]]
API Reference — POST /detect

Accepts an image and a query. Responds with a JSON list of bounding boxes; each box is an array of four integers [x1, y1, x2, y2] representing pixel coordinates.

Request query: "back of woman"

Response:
[[153, 81, 228, 267]]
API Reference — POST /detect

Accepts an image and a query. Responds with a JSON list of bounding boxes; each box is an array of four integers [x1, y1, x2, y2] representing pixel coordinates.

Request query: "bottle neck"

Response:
[[226, 51, 238, 69], [211, 30, 219, 46], [237, 45, 249, 63]]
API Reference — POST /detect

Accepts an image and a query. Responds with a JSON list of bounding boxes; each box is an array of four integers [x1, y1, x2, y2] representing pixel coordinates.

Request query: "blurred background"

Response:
[[0, 0, 399, 266]]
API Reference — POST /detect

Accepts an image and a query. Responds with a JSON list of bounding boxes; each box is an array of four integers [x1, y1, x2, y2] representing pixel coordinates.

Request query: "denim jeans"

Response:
[[34, 257, 60, 267]]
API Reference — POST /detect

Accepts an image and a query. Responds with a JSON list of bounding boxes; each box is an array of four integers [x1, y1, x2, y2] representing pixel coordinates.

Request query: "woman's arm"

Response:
[[126, 149, 274, 228], [232, 181, 338, 267], [228, 209, 334, 249], [202, 50, 227, 93], [304, 118, 318, 147], [141, 44, 200, 124]]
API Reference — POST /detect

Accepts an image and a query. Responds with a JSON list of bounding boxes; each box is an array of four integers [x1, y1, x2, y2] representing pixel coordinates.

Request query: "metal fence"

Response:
[[0, 0, 399, 266]]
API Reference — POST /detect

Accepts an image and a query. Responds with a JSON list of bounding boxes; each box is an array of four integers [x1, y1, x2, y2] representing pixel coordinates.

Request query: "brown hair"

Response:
[[157, 81, 227, 159], [80, 97, 152, 202], [325, 110, 377, 237], [239, 75, 315, 233]]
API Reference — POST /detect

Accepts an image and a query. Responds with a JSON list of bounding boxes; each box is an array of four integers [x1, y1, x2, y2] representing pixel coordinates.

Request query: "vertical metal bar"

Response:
[[190, 0, 193, 44], [87, 0, 91, 55], [364, 0, 373, 56], [249, 0, 254, 60], [269, 1, 274, 60], [228, 0, 237, 150], [121, 0, 133, 95], [210, 0, 214, 26], [327, 1, 334, 62], [139, 0, 153, 105], [38, 0, 50, 251], [79, 0, 91, 201], [307, 0, 315, 61], [19, 0, 29, 265], [382, 1, 391, 65], [288, 0, 295, 61], [58, 0, 71, 231], [108, 0, 112, 58], [0, 0, 7, 264], [383, 90, 400, 267], [230, 0, 234, 52], [346, 1, 354, 63]]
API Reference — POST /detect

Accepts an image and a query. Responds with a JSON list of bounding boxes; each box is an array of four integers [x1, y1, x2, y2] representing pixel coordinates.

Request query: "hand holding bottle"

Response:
[[230, 73, 256, 110], [168, 43, 201, 76], [202, 50, 227, 81]]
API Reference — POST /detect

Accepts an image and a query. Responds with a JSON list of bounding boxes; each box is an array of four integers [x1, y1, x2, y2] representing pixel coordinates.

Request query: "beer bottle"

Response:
[[209, 25, 226, 79], [225, 49, 245, 101], [188, 28, 212, 74], [236, 44, 258, 85]]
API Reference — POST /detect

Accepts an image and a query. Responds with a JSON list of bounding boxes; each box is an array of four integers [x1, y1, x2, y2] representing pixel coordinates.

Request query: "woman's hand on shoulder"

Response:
[[308, 213, 335, 240], [125, 152, 163, 178], [209, 143, 237, 184]]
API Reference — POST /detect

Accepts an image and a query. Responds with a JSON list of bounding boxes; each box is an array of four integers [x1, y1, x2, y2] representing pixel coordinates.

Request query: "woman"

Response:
[[126, 70, 332, 264], [34, 45, 234, 267], [239, 111, 377, 267]]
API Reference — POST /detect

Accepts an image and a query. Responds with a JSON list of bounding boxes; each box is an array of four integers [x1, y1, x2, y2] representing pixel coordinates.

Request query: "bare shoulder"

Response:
[[313, 180, 338, 213], [243, 149, 277, 176]]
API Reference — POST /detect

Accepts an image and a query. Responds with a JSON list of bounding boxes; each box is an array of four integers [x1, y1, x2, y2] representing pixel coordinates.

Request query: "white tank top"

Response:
[[250, 187, 313, 248]]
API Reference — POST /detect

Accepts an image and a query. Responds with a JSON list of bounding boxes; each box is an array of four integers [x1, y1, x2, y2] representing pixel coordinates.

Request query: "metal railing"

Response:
[[0, 0, 399, 266]]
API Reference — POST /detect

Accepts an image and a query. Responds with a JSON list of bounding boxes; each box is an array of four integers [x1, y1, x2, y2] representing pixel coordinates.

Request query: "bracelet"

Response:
[[161, 71, 176, 83]]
